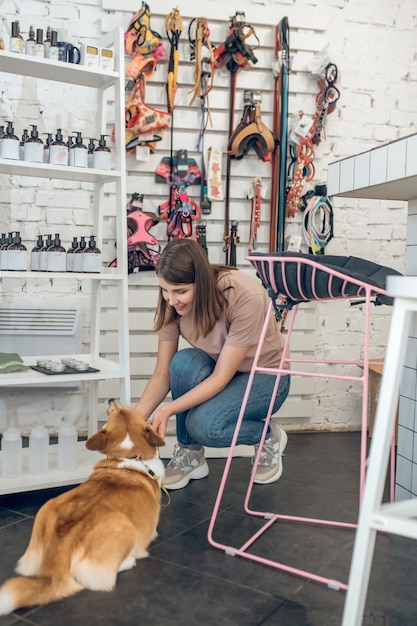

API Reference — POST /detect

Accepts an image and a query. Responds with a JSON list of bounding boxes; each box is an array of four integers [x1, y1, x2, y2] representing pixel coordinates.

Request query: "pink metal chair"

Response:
[[207, 252, 401, 591]]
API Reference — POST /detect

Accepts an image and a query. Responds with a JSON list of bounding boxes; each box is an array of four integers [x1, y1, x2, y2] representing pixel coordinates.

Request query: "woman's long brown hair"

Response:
[[153, 239, 235, 338]]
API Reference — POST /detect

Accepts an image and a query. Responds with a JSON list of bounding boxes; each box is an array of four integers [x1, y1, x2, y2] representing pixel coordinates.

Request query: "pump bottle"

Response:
[[87, 138, 95, 168], [1, 121, 20, 160], [49, 129, 68, 165], [93, 135, 112, 170], [47, 234, 66, 272], [23, 125, 44, 163], [83, 235, 102, 273], [44, 133, 53, 163], [39, 233, 53, 271], [72, 132, 88, 168], [20, 128, 29, 160], [0, 232, 13, 270], [31, 234, 43, 271], [66, 236, 78, 271], [7, 232, 27, 271], [73, 236, 87, 272]]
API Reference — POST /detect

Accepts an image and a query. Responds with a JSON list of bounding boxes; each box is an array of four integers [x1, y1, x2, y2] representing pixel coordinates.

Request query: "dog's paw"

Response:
[[118, 555, 136, 572], [15, 552, 41, 576]]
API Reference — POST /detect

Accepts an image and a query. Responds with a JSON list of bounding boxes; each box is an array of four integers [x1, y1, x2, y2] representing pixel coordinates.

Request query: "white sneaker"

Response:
[[164, 444, 209, 490], [252, 422, 288, 484]]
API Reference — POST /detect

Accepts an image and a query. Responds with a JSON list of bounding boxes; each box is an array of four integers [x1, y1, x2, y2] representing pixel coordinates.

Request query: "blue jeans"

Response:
[[170, 348, 291, 449]]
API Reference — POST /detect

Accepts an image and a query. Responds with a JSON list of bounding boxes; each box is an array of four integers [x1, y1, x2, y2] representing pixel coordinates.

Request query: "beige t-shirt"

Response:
[[158, 269, 286, 372]]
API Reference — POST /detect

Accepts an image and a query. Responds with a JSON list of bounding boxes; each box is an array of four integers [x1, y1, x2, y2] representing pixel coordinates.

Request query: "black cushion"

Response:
[[248, 252, 403, 306]]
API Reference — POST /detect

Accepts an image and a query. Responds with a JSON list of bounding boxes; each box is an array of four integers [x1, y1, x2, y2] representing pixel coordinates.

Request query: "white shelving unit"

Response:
[[0, 28, 130, 495]]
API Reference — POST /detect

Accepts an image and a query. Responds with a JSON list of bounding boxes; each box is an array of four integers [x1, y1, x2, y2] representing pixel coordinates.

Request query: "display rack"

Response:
[[0, 27, 130, 495]]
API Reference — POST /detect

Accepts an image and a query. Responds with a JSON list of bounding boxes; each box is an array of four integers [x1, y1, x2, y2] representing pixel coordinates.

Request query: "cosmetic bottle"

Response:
[[7, 231, 27, 271], [43, 133, 53, 163], [46, 29, 59, 61], [67, 135, 75, 166], [72, 131, 88, 168], [93, 135, 112, 170], [25, 25, 36, 55], [47, 233, 66, 272], [57, 422, 78, 472], [20, 128, 28, 160], [49, 128, 68, 166], [1, 427, 23, 478], [0, 232, 12, 270], [9, 21, 24, 54], [31, 234, 43, 271], [73, 236, 86, 272], [33, 28, 44, 58], [28, 425, 49, 475], [23, 125, 44, 163], [87, 138, 95, 168], [1, 121, 20, 160], [83, 235, 102, 273], [66, 236, 78, 272], [43, 26, 51, 58], [39, 233, 53, 271]]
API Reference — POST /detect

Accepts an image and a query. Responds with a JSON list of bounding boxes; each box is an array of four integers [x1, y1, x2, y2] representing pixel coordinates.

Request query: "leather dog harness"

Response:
[[228, 102, 277, 161]]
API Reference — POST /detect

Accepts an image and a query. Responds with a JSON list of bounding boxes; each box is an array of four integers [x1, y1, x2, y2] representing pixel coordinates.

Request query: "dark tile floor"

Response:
[[0, 432, 416, 626]]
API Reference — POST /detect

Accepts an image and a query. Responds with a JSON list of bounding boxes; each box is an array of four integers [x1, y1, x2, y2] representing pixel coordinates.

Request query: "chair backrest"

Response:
[[247, 252, 403, 307]]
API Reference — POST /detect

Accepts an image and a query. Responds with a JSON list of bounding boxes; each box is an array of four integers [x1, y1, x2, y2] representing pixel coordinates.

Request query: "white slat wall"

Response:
[[98, 0, 330, 427]]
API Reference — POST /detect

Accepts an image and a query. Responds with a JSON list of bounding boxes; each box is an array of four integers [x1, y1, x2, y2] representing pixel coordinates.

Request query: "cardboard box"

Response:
[[368, 359, 398, 444]]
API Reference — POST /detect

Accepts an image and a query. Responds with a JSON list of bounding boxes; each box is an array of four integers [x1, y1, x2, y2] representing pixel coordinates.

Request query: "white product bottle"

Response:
[[83, 235, 102, 273], [1, 121, 20, 160], [49, 129, 69, 166], [72, 131, 88, 168], [57, 422, 78, 471], [23, 125, 44, 163], [93, 135, 112, 170], [28, 425, 49, 475], [1, 427, 23, 479], [7, 231, 27, 271], [31, 234, 43, 271], [47, 234, 66, 272], [73, 236, 86, 272]]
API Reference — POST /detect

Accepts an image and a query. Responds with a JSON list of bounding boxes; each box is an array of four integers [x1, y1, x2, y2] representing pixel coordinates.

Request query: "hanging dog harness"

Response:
[[228, 97, 277, 161]]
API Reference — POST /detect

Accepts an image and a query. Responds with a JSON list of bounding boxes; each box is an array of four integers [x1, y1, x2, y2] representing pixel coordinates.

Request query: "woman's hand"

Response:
[[151, 404, 173, 439]]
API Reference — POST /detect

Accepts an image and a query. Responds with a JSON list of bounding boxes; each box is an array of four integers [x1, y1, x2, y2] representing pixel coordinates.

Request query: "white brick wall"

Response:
[[0, 0, 415, 434]]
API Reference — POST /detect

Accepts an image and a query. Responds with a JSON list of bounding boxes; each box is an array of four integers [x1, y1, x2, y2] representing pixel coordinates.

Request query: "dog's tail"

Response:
[[0, 574, 83, 615]]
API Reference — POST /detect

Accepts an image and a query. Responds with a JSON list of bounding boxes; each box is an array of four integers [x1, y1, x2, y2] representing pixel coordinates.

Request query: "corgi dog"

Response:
[[0, 402, 165, 615]]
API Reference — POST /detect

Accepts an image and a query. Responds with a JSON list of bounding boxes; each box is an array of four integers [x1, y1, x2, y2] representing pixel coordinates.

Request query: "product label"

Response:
[[83, 252, 102, 273], [49, 144, 69, 165], [73, 148, 88, 168], [24, 142, 44, 163], [47, 251, 67, 272], [7, 249, 27, 271], [1, 139, 20, 160], [93, 151, 112, 170]]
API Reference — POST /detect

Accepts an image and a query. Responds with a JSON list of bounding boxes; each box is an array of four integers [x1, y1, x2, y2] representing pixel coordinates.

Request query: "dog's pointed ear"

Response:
[[107, 399, 121, 417], [144, 424, 165, 448], [86, 430, 108, 451]]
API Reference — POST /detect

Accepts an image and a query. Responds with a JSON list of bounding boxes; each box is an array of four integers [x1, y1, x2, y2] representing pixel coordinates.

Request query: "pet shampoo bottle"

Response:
[[57, 422, 78, 471], [1, 427, 23, 478], [28, 425, 49, 475]]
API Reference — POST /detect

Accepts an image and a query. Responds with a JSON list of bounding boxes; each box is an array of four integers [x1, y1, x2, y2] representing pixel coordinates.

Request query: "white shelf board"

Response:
[[0, 49, 119, 89], [0, 269, 124, 280], [331, 175, 417, 202], [0, 354, 127, 388], [0, 443, 102, 495], [0, 158, 120, 183]]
